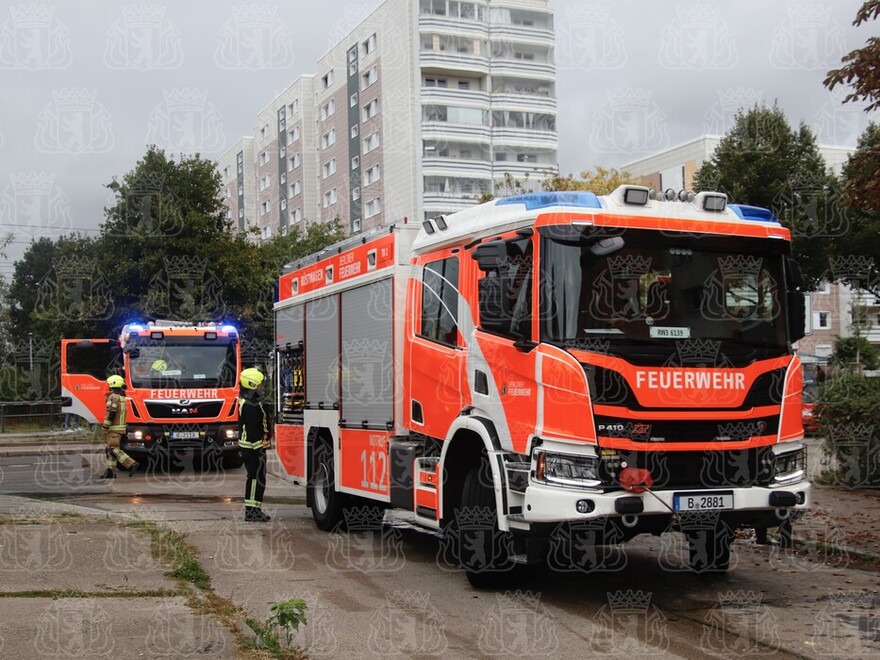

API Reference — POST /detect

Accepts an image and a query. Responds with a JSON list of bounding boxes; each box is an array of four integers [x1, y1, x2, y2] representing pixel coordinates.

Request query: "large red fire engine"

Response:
[[273, 186, 810, 584], [62, 321, 243, 468]]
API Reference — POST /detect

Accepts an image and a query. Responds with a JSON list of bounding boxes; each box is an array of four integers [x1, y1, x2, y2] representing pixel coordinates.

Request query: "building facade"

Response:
[[217, 137, 255, 233], [218, 0, 557, 239]]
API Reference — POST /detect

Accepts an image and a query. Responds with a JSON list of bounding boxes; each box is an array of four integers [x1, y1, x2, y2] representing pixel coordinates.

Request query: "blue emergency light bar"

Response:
[[728, 204, 780, 224], [496, 191, 603, 211]]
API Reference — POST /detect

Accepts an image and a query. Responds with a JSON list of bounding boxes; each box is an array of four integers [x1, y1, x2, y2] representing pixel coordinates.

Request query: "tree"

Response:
[[542, 167, 641, 195], [824, 1, 880, 112], [833, 336, 880, 372], [693, 104, 840, 287]]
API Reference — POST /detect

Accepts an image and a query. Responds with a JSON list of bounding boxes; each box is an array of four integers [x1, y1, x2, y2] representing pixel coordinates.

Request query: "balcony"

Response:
[[491, 92, 556, 113], [421, 87, 490, 107], [422, 121, 491, 144], [489, 23, 554, 46], [419, 16, 488, 39], [420, 51, 489, 74], [492, 127, 557, 150], [490, 57, 555, 79], [493, 160, 557, 179], [423, 191, 484, 213], [422, 157, 492, 178]]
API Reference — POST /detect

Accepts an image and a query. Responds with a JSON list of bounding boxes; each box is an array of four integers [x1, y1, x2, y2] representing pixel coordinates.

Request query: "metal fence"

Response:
[[0, 400, 68, 433]]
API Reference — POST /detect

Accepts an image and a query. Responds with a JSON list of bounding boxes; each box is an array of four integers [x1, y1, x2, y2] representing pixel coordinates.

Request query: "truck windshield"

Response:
[[127, 338, 238, 388], [540, 227, 789, 362]]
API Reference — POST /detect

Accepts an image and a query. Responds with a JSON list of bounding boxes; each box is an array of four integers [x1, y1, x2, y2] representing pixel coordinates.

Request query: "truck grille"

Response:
[[144, 401, 224, 419], [605, 448, 774, 489]]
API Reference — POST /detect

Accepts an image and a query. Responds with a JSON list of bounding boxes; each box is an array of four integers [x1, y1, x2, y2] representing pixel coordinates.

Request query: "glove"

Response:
[[102, 424, 110, 430]]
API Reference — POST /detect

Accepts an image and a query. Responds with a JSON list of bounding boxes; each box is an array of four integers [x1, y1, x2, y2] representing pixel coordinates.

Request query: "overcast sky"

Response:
[[0, 0, 875, 274]]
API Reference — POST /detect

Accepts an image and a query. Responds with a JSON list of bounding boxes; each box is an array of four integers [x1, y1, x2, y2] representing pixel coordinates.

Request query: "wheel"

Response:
[[310, 438, 347, 531], [457, 461, 517, 588], [685, 524, 732, 574], [222, 453, 244, 469]]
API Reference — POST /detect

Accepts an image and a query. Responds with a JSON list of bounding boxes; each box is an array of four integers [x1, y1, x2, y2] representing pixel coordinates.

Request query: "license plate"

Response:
[[170, 431, 200, 440], [673, 491, 734, 512]]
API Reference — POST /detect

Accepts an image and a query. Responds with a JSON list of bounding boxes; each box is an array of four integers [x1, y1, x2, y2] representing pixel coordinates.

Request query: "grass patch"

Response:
[[127, 521, 211, 590]]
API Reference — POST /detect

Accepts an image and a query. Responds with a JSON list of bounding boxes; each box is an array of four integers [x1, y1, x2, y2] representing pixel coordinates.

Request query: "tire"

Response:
[[310, 438, 347, 532], [458, 461, 517, 588], [685, 525, 732, 574]]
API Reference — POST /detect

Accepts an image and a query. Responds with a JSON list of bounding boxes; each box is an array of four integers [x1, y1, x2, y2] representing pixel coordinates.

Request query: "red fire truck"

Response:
[[273, 186, 810, 584], [61, 321, 243, 468]]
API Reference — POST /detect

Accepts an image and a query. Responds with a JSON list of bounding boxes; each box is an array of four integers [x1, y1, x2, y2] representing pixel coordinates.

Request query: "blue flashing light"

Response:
[[496, 191, 602, 211], [728, 204, 780, 224], [221, 325, 238, 333], [126, 323, 144, 332]]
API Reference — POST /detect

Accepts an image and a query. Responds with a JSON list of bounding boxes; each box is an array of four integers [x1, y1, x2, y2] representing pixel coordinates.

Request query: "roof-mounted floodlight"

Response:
[[422, 220, 435, 235], [434, 216, 448, 231], [622, 186, 650, 205], [694, 191, 727, 213]]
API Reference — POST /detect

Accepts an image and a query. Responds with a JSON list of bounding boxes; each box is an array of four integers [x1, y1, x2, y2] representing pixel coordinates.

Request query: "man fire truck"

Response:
[[272, 186, 810, 585], [62, 321, 243, 469]]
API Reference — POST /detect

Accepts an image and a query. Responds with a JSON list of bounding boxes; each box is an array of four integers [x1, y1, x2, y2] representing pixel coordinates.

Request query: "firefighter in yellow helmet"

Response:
[[151, 359, 168, 374], [238, 367, 273, 522], [100, 375, 139, 479]]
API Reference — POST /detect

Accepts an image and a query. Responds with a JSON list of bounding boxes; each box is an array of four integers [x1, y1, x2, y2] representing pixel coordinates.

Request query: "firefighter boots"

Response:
[[99, 468, 115, 479], [245, 508, 271, 522]]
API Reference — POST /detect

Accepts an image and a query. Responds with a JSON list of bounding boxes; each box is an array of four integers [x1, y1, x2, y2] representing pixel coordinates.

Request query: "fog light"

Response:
[[576, 499, 595, 514]]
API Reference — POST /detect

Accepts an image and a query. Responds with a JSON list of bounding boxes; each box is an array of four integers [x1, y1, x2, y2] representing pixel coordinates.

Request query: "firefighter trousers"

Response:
[[242, 447, 267, 509], [104, 430, 135, 470]]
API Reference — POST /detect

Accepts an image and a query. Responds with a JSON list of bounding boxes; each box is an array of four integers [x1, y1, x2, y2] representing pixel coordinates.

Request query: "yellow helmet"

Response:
[[240, 367, 265, 390], [107, 375, 125, 389], [151, 359, 168, 372]]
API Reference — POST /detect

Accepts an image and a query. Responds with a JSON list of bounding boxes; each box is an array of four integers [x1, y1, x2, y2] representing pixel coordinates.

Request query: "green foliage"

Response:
[[245, 597, 308, 658], [542, 167, 641, 195], [816, 374, 880, 487], [833, 336, 880, 371], [693, 104, 839, 288]]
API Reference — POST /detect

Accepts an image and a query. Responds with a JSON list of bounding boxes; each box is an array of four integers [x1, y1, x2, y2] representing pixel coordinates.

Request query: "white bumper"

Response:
[[523, 480, 811, 523]]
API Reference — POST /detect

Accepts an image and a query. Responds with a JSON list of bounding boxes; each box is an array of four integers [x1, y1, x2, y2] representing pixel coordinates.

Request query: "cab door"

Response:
[[61, 339, 119, 423]]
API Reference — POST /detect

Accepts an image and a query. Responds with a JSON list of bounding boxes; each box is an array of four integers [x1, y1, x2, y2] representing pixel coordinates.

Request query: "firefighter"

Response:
[[238, 367, 272, 522], [151, 359, 168, 374], [100, 375, 138, 479]]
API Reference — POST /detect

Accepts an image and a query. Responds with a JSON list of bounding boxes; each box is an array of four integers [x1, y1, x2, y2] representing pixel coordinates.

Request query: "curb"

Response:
[[0, 445, 102, 458]]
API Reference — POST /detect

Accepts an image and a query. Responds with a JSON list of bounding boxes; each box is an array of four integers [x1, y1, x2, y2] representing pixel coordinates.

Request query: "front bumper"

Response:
[[122, 423, 240, 457], [524, 480, 811, 526]]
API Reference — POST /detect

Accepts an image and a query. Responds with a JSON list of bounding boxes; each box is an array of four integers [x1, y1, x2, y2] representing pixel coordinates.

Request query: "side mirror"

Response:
[[472, 240, 507, 272], [785, 258, 805, 342]]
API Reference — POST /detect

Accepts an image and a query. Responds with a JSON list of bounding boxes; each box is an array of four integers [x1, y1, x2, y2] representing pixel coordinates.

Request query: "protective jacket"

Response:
[[104, 391, 126, 432], [238, 391, 269, 450]]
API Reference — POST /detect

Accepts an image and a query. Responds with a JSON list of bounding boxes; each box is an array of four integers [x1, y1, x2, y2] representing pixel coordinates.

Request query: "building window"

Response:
[[290, 180, 301, 196], [291, 208, 302, 223], [816, 312, 831, 329], [259, 150, 269, 166], [362, 99, 378, 122], [239, 208, 244, 218], [362, 66, 378, 89], [279, 145, 286, 158], [223, 166, 230, 178], [238, 184, 243, 195], [352, 218, 361, 232], [425, 77, 447, 87], [321, 70, 334, 89], [323, 188, 338, 207], [321, 128, 336, 149], [351, 156, 359, 170], [364, 164, 380, 185], [350, 92, 358, 107], [323, 159, 337, 178], [288, 99, 299, 115], [365, 197, 381, 218], [260, 226, 271, 240], [280, 198, 287, 210], [289, 126, 299, 142], [363, 131, 380, 153], [352, 186, 360, 201], [259, 124, 269, 140], [351, 124, 359, 139], [260, 200, 270, 215], [420, 256, 459, 345], [458, 80, 470, 90], [289, 153, 301, 170], [361, 33, 377, 56], [280, 171, 287, 185], [259, 174, 270, 191], [321, 99, 336, 120]]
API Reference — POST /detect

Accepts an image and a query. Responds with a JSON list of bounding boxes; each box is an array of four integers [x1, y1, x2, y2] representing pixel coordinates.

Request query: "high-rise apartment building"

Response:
[[217, 137, 255, 233], [219, 0, 557, 238]]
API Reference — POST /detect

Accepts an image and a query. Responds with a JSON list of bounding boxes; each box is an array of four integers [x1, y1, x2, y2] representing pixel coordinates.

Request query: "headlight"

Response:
[[533, 449, 601, 488], [773, 446, 806, 485], [225, 429, 238, 439], [132, 430, 143, 440]]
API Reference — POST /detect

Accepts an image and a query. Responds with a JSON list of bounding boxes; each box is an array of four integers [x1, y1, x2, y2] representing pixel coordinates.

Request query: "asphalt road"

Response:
[[2, 448, 879, 658]]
